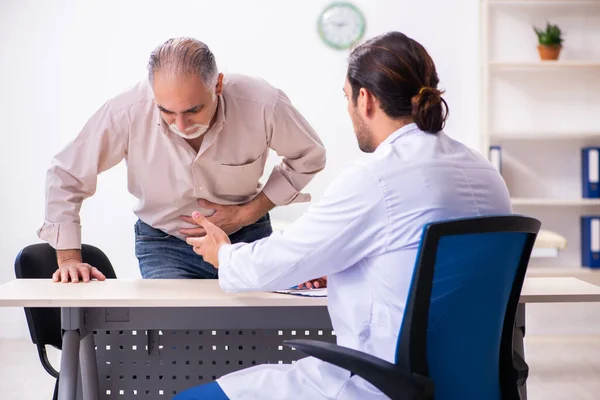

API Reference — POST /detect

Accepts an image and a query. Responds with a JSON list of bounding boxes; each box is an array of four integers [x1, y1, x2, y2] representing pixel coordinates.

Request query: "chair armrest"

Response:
[[284, 339, 433, 400], [37, 345, 59, 378]]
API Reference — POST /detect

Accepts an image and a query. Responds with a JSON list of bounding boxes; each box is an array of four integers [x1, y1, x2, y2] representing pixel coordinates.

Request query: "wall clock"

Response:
[[317, 2, 366, 50]]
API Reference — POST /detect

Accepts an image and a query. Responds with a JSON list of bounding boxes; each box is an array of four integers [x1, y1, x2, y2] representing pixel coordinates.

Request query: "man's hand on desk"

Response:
[[179, 199, 253, 237], [52, 261, 106, 283], [186, 211, 231, 267]]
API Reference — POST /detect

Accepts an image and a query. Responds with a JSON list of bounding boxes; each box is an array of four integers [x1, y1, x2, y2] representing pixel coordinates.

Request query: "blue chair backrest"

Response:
[[395, 216, 540, 400]]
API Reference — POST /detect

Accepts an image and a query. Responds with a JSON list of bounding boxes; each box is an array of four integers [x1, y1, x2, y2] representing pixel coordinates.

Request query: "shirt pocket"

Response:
[[214, 156, 263, 197]]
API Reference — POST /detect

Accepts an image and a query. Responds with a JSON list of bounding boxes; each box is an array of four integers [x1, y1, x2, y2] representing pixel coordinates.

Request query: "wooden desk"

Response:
[[0, 279, 331, 400], [1, 277, 600, 400], [1, 277, 599, 307], [519, 276, 600, 303], [0, 279, 328, 308], [516, 277, 600, 400]]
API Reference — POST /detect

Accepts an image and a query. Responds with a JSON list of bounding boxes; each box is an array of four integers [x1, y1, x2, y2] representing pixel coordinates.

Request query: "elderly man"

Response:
[[38, 37, 326, 282]]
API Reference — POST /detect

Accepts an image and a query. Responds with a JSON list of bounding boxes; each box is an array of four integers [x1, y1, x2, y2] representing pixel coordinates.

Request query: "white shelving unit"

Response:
[[492, 131, 600, 140], [481, 0, 600, 271], [511, 198, 600, 206], [489, 60, 600, 69], [488, 0, 599, 5]]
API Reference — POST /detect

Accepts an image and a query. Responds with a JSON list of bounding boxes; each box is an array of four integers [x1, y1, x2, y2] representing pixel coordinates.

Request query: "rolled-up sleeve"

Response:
[[37, 102, 129, 249], [261, 90, 326, 206]]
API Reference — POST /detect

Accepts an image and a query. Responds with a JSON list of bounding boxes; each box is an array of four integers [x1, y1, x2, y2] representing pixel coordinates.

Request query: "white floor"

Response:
[[1, 336, 599, 399]]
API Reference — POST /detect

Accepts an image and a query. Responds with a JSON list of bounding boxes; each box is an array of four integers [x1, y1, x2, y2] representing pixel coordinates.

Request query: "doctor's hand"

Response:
[[297, 276, 327, 289], [180, 199, 249, 237], [186, 210, 231, 268]]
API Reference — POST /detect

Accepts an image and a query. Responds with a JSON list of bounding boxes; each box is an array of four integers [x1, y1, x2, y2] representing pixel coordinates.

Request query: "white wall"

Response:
[[0, 0, 483, 338]]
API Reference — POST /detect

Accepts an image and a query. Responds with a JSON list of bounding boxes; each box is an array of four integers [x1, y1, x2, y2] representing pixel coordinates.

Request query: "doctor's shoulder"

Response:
[[320, 161, 385, 204]]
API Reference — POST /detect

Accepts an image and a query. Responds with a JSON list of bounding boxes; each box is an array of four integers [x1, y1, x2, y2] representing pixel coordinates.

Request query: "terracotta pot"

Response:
[[537, 45, 562, 61]]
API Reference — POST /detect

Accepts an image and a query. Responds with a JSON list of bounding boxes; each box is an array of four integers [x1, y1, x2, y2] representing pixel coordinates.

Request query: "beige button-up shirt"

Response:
[[38, 74, 326, 250]]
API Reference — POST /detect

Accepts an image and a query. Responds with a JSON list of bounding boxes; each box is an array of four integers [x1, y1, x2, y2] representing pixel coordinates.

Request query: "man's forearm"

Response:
[[56, 249, 83, 267], [241, 191, 276, 225]]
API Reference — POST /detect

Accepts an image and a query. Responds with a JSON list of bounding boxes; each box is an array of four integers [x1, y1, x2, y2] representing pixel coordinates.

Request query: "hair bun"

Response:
[[411, 86, 448, 133], [418, 87, 442, 100]]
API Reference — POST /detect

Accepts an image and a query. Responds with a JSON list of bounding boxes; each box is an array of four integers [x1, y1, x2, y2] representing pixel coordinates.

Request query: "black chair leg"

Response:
[[53, 374, 59, 400], [38, 345, 59, 378]]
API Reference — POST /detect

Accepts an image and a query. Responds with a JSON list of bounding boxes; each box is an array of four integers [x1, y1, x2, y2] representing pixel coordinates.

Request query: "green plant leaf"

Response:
[[533, 21, 563, 46]]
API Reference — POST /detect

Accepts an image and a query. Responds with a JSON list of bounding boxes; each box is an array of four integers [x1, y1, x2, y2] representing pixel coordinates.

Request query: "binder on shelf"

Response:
[[581, 216, 600, 268], [489, 145, 502, 174], [581, 147, 600, 198]]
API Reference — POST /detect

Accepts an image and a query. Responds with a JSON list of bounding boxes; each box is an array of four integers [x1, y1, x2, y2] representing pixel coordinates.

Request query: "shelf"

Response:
[[491, 132, 600, 140], [489, 0, 600, 5], [526, 267, 600, 277], [511, 198, 600, 206], [489, 61, 600, 70]]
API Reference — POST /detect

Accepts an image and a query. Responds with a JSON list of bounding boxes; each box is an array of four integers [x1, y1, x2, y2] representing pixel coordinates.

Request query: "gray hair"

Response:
[[148, 37, 218, 89]]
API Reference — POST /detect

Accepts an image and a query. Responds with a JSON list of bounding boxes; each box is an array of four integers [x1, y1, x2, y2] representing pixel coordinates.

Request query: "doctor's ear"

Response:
[[358, 88, 377, 117]]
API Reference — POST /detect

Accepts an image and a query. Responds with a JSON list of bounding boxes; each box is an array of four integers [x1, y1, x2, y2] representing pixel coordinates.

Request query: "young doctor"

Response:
[[177, 31, 512, 400]]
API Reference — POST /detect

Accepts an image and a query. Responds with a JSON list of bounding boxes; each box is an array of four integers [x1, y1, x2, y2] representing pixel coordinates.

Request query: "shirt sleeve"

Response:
[[261, 89, 327, 206], [37, 102, 129, 249], [218, 164, 389, 292]]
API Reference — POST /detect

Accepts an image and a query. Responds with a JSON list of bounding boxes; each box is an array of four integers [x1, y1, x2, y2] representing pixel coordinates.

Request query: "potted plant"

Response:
[[533, 22, 564, 61]]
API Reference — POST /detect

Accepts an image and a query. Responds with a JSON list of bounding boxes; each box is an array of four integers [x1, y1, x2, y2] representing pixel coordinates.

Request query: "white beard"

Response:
[[169, 123, 209, 139]]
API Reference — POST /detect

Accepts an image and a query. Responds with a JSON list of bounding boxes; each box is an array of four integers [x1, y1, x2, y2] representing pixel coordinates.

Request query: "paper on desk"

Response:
[[274, 288, 328, 297]]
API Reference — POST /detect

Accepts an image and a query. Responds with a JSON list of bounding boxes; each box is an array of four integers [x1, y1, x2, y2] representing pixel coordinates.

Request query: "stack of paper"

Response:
[[531, 229, 567, 258], [274, 288, 328, 297]]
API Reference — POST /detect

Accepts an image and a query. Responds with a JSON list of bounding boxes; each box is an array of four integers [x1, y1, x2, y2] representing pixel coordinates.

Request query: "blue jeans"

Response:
[[135, 213, 273, 279]]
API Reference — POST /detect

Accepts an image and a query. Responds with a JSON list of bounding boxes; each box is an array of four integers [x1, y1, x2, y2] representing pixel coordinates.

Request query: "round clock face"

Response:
[[317, 2, 366, 50]]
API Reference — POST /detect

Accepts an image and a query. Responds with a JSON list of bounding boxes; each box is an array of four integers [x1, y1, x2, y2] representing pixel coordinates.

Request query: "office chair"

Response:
[[285, 215, 540, 400], [14, 243, 117, 400]]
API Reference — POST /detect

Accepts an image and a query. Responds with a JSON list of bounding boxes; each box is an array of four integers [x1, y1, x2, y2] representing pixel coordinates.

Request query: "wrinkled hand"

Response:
[[52, 261, 106, 283], [180, 199, 249, 237], [186, 211, 232, 267], [297, 276, 327, 289]]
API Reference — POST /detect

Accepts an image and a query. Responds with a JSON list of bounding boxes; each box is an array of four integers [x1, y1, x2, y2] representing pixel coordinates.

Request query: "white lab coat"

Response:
[[216, 124, 513, 399]]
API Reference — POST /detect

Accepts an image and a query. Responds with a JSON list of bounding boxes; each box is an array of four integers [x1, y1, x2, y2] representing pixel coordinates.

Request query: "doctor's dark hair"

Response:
[[347, 31, 449, 134], [148, 37, 218, 89]]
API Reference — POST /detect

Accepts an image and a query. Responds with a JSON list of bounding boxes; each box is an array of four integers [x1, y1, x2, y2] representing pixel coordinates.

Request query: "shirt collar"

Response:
[[211, 93, 226, 132], [376, 123, 420, 151]]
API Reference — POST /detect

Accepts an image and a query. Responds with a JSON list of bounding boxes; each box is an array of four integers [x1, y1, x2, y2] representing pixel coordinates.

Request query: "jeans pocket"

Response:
[[134, 220, 171, 242]]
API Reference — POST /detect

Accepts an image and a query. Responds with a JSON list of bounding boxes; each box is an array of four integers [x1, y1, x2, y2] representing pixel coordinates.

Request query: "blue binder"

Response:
[[581, 216, 600, 268], [489, 146, 502, 174], [582, 147, 600, 198]]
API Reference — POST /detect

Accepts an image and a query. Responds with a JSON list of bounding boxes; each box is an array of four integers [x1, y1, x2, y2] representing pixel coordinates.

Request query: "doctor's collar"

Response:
[[377, 123, 419, 149]]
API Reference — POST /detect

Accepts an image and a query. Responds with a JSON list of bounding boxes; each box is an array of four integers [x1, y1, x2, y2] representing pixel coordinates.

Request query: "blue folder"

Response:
[[581, 216, 600, 268], [489, 146, 502, 174], [582, 147, 600, 198]]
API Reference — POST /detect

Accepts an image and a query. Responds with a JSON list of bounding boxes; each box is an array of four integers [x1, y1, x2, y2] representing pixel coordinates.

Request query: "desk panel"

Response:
[[84, 306, 335, 399]]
